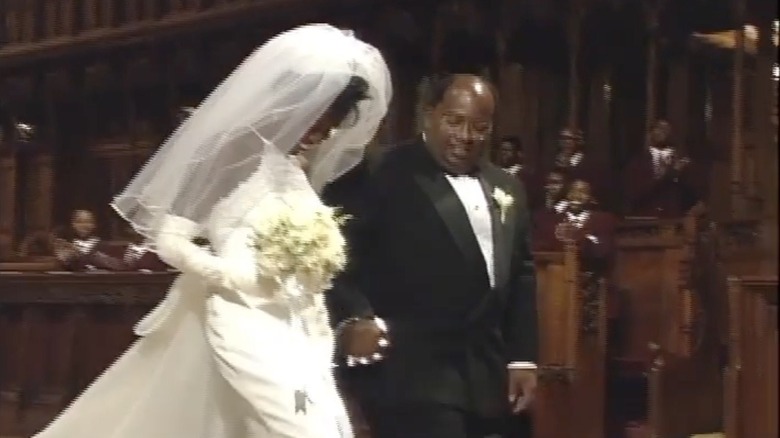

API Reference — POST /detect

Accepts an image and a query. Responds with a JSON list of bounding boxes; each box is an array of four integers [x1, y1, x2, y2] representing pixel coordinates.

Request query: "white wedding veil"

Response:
[[111, 24, 391, 242]]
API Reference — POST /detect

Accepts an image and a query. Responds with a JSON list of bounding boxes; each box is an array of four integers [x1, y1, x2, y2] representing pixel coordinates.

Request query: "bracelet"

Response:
[[336, 316, 390, 367]]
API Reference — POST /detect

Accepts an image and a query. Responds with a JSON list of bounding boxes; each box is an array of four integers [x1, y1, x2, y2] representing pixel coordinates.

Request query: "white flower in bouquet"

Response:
[[248, 197, 350, 295]]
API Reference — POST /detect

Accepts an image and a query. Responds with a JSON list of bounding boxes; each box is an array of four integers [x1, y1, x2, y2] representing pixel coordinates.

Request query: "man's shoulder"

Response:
[[376, 140, 419, 167]]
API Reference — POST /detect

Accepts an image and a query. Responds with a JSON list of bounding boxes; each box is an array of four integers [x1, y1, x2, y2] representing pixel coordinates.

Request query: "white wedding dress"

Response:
[[35, 184, 353, 437]]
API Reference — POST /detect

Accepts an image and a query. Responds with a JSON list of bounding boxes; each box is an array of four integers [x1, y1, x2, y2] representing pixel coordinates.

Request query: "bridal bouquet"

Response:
[[249, 197, 350, 294]]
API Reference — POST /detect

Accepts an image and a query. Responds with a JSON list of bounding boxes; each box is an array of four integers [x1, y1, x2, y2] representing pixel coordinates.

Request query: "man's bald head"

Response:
[[422, 74, 497, 174]]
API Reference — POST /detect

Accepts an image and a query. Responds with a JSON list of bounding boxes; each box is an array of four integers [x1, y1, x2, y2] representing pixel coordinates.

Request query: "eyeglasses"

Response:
[[439, 114, 492, 140]]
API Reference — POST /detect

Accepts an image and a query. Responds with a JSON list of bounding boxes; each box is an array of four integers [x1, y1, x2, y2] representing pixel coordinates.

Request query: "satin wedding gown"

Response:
[[35, 188, 353, 437]]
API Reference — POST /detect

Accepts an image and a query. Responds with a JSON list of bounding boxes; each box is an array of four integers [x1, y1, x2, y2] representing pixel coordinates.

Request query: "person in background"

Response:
[[539, 170, 568, 213], [53, 209, 123, 271], [623, 119, 704, 218], [552, 128, 607, 206], [551, 180, 615, 273], [495, 135, 532, 185]]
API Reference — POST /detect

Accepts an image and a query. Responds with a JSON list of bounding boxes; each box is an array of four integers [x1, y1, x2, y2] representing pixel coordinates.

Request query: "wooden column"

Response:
[[730, 0, 746, 218], [566, 0, 586, 130], [61, 0, 76, 35], [754, 18, 778, 219], [430, 2, 446, 73], [43, 0, 60, 39], [99, 0, 114, 28], [4, 0, 21, 44], [666, 55, 691, 151], [643, 0, 663, 143], [0, 149, 16, 259], [755, 17, 778, 260], [24, 151, 55, 236], [587, 69, 613, 203], [82, 0, 99, 31]]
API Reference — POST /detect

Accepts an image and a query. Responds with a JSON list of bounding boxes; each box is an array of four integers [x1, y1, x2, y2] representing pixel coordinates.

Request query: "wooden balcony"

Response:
[[0, 0, 331, 67]]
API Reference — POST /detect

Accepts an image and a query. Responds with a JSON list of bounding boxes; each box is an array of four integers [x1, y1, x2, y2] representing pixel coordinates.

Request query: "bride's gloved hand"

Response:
[[336, 317, 389, 366]]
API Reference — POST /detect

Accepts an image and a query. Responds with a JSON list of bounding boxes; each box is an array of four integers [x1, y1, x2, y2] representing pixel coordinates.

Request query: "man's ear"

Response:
[[421, 107, 434, 130]]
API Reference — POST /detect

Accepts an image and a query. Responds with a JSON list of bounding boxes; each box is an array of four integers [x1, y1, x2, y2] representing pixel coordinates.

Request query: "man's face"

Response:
[[71, 210, 96, 238], [498, 141, 519, 166], [566, 180, 592, 213], [558, 129, 582, 155], [545, 172, 565, 199], [424, 76, 495, 175], [650, 121, 671, 146]]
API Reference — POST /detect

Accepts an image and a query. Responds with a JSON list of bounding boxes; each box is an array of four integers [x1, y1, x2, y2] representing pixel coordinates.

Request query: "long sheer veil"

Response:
[[111, 24, 391, 244]]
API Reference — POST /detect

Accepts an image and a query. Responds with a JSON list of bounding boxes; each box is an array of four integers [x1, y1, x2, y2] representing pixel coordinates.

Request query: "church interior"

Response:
[[0, 0, 776, 437]]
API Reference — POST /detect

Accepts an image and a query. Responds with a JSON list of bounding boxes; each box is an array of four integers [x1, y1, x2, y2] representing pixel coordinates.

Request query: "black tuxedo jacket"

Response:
[[323, 140, 538, 417]]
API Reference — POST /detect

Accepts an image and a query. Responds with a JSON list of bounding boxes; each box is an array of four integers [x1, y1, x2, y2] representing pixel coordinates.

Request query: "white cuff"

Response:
[[586, 234, 599, 244], [507, 361, 537, 370]]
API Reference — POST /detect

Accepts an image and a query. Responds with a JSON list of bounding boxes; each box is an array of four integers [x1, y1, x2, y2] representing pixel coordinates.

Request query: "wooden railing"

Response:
[[724, 275, 778, 438], [0, 271, 172, 436]]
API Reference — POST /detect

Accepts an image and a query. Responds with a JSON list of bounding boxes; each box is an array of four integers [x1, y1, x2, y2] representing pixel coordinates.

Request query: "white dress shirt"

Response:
[[649, 146, 673, 176], [445, 174, 495, 288], [569, 152, 583, 167], [445, 174, 536, 371]]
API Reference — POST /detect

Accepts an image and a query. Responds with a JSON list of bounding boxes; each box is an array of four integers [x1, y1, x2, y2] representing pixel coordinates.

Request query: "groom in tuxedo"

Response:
[[324, 74, 538, 438]]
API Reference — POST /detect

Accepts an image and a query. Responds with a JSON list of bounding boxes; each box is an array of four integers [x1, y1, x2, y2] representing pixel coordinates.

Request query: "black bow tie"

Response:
[[443, 166, 480, 178]]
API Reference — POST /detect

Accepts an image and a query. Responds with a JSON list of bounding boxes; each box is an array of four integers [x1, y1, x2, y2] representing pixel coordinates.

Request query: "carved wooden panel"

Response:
[[4, 0, 21, 43], [21, 1, 37, 42], [0, 272, 172, 436], [43, 0, 60, 39], [725, 275, 778, 438], [24, 154, 55, 234], [141, 0, 160, 21], [125, 0, 142, 23], [60, 0, 76, 35], [82, 0, 99, 30], [533, 246, 606, 438]]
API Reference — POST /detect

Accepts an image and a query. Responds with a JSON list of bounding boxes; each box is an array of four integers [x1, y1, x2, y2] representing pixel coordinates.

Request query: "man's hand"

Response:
[[508, 369, 537, 414], [338, 318, 386, 359]]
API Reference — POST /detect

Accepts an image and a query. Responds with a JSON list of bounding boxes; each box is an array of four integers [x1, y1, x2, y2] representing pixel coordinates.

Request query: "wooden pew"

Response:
[[609, 210, 724, 437], [532, 244, 606, 438], [724, 275, 778, 438], [0, 272, 172, 437]]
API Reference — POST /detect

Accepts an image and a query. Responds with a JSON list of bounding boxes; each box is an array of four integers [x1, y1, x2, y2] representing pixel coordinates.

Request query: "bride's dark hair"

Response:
[[329, 75, 371, 128]]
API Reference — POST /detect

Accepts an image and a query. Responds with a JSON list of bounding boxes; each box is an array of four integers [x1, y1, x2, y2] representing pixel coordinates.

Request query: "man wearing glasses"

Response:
[[325, 74, 538, 438]]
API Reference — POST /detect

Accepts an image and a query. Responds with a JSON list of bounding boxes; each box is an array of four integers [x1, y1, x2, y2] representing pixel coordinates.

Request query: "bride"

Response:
[[34, 24, 391, 438]]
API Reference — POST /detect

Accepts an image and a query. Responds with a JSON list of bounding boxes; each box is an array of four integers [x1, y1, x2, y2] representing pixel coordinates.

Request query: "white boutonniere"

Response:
[[492, 187, 514, 223]]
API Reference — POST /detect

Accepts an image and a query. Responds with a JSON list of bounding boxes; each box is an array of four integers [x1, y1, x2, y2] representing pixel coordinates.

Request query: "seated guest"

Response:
[[53, 209, 124, 271], [534, 180, 616, 273], [624, 120, 704, 218], [531, 171, 567, 252], [534, 169, 568, 213], [553, 128, 601, 189], [495, 135, 533, 186]]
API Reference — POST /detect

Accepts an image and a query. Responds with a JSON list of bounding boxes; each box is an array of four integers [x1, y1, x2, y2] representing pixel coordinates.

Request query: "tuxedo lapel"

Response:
[[413, 170, 487, 277], [407, 142, 488, 281], [481, 166, 515, 289]]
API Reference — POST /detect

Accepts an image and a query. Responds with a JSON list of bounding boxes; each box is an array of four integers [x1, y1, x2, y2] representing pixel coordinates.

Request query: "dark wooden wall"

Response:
[[1, 0, 776, 258]]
